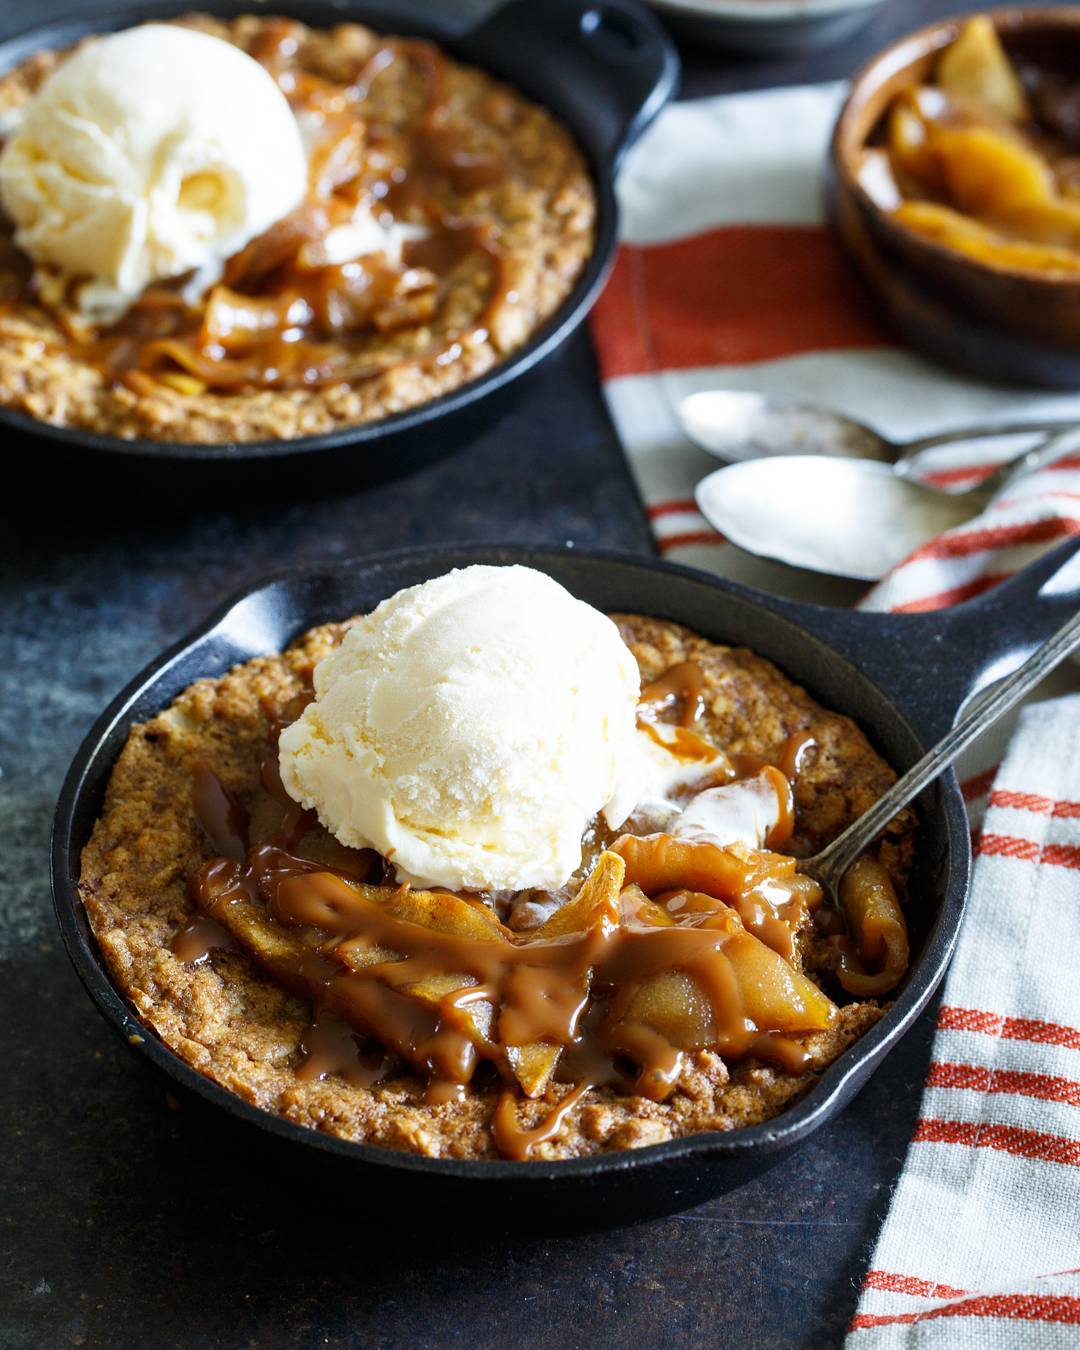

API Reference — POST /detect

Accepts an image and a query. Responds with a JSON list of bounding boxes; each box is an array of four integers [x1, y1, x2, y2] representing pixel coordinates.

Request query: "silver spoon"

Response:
[[695, 437, 1073, 581], [801, 605, 1080, 907], [678, 389, 1074, 468]]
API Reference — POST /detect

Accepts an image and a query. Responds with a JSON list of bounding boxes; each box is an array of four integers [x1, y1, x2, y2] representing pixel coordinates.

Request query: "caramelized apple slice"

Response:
[[991, 199, 1080, 251], [393, 970, 499, 1059], [334, 884, 507, 1061], [501, 852, 627, 1097], [613, 832, 795, 905], [674, 899, 837, 1034], [532, 851, 625, 940], [892, 201, 1080, 275], [505, 1043, 563, 1098], [600, 898, 837, 1098], [835, 856, 910, 996], [936, 16, 1029, 122], [196, 867, 315, 990], [375, 885, 511, 940], [619, 883, 674, 927], [661, 872, 820, 963], [720, 920, 837, 1031], [888, 92, 945, 196], [935, 124, 1054, 217], [617, 971, 716, 1049]]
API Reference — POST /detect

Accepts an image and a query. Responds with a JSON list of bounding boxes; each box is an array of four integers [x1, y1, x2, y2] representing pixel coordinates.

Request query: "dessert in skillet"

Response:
[[80, 566, 916, 1161], [0, 16, 594, 442], [859, 16, 1080, 274]]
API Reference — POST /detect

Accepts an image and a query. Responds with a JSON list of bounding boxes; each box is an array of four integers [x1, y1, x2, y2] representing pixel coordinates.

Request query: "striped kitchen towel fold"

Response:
[[588, 84, 1080, 1346], [847, 695, 1080, 1347]]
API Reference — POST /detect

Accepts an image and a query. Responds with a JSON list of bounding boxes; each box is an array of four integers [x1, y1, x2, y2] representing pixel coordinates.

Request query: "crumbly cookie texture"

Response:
[[79, 615, 914, 1161], [0, 15, 595, 443]]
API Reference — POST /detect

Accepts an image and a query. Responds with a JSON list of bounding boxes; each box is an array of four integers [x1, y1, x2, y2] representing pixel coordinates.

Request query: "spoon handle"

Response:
[[899, 420, 1080, 459], [973, 432, 1080, 500], [808, 605, 1080, 889]]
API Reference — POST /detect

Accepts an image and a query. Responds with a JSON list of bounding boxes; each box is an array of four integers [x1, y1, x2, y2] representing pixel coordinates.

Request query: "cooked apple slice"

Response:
[[619, 883, 674, 927], [613, 832, 795, 904], [195, 868, 317, 992], [887, 92, 945, 196], [332, 884, 507, 1057], [505, 1042, 563, 1099], [935, 124, 1054, 217], [374, 885, 511, 939], [936, 16, 1029, 122], [893, 200, 1080, 274], [720, 919, 837, 1031], [498, 852, 627, 1097], [835, 856, 910, 996], [532, 851, 624, 940], [599, 899, 837, 1099], [617, 971, 715, 1049], [991, 198, 1080, 251]]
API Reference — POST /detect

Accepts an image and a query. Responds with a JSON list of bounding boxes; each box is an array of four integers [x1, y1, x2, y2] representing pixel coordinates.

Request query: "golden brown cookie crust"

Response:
[[79, 614, 914, 1160]]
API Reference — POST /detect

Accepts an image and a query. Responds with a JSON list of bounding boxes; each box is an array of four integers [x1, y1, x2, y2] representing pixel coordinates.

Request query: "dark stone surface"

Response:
[[3, 0, 1040, 1344]]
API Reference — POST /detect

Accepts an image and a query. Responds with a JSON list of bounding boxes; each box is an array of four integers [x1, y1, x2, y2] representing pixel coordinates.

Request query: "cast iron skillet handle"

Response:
[[464, 0, 679, 169], [770, 539, 1080, 747]]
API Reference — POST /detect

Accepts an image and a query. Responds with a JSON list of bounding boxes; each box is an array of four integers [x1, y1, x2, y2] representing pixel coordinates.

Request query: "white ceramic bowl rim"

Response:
[[648, 0, 886, 23]]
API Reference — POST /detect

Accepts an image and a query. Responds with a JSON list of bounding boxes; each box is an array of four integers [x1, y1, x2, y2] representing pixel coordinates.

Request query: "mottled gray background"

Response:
[[2, 1, 1060, 1346]]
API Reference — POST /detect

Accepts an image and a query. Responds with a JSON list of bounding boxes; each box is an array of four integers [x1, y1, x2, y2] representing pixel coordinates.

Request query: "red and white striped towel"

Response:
[[590, 82, 1080, 809], [849, 696, 1080, 1346], [589, 85, 1080, 1343], [590, 83, 1080, 614]]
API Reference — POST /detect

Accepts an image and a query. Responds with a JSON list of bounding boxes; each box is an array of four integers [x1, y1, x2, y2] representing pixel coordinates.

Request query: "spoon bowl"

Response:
[[678, 391, 895, 463], [695, 455, 975, 580]]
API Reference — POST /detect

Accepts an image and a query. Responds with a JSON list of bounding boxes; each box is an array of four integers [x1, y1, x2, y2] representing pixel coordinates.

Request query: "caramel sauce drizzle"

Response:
[[170, 913, 237, 965], [7, 30, 515, 393], [297, 1018, 390, 1090], [777, 731, 818, 781], [492, 1081, 593, 1161], [171, 662, 874, 1160], [638, 662, 708, 727]]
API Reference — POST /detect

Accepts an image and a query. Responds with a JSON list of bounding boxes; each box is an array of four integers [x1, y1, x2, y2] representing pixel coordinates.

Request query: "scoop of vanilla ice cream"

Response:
[[602, 722, 730, 833], [279, 566, 642, 892], [0, 24, 307, 318]]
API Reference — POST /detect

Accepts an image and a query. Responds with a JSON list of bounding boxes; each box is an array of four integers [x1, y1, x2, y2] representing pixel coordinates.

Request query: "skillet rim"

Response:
[[51, 544, 970, 1182], [0, 0, 676, 464]]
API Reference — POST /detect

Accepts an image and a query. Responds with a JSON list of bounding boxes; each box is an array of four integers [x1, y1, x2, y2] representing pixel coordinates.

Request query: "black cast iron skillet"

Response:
[[51, 542, 1080, 1228], [0, 0, 677, 498]]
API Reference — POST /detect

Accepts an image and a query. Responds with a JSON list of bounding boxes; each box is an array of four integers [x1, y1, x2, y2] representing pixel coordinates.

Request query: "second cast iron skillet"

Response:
[[51, 543, 1080, 1227], [0, 0, 677, 496]]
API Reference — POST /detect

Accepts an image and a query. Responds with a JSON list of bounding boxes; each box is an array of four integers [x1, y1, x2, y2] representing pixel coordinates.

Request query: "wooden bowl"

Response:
[[828, 7, 1080, 389]]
